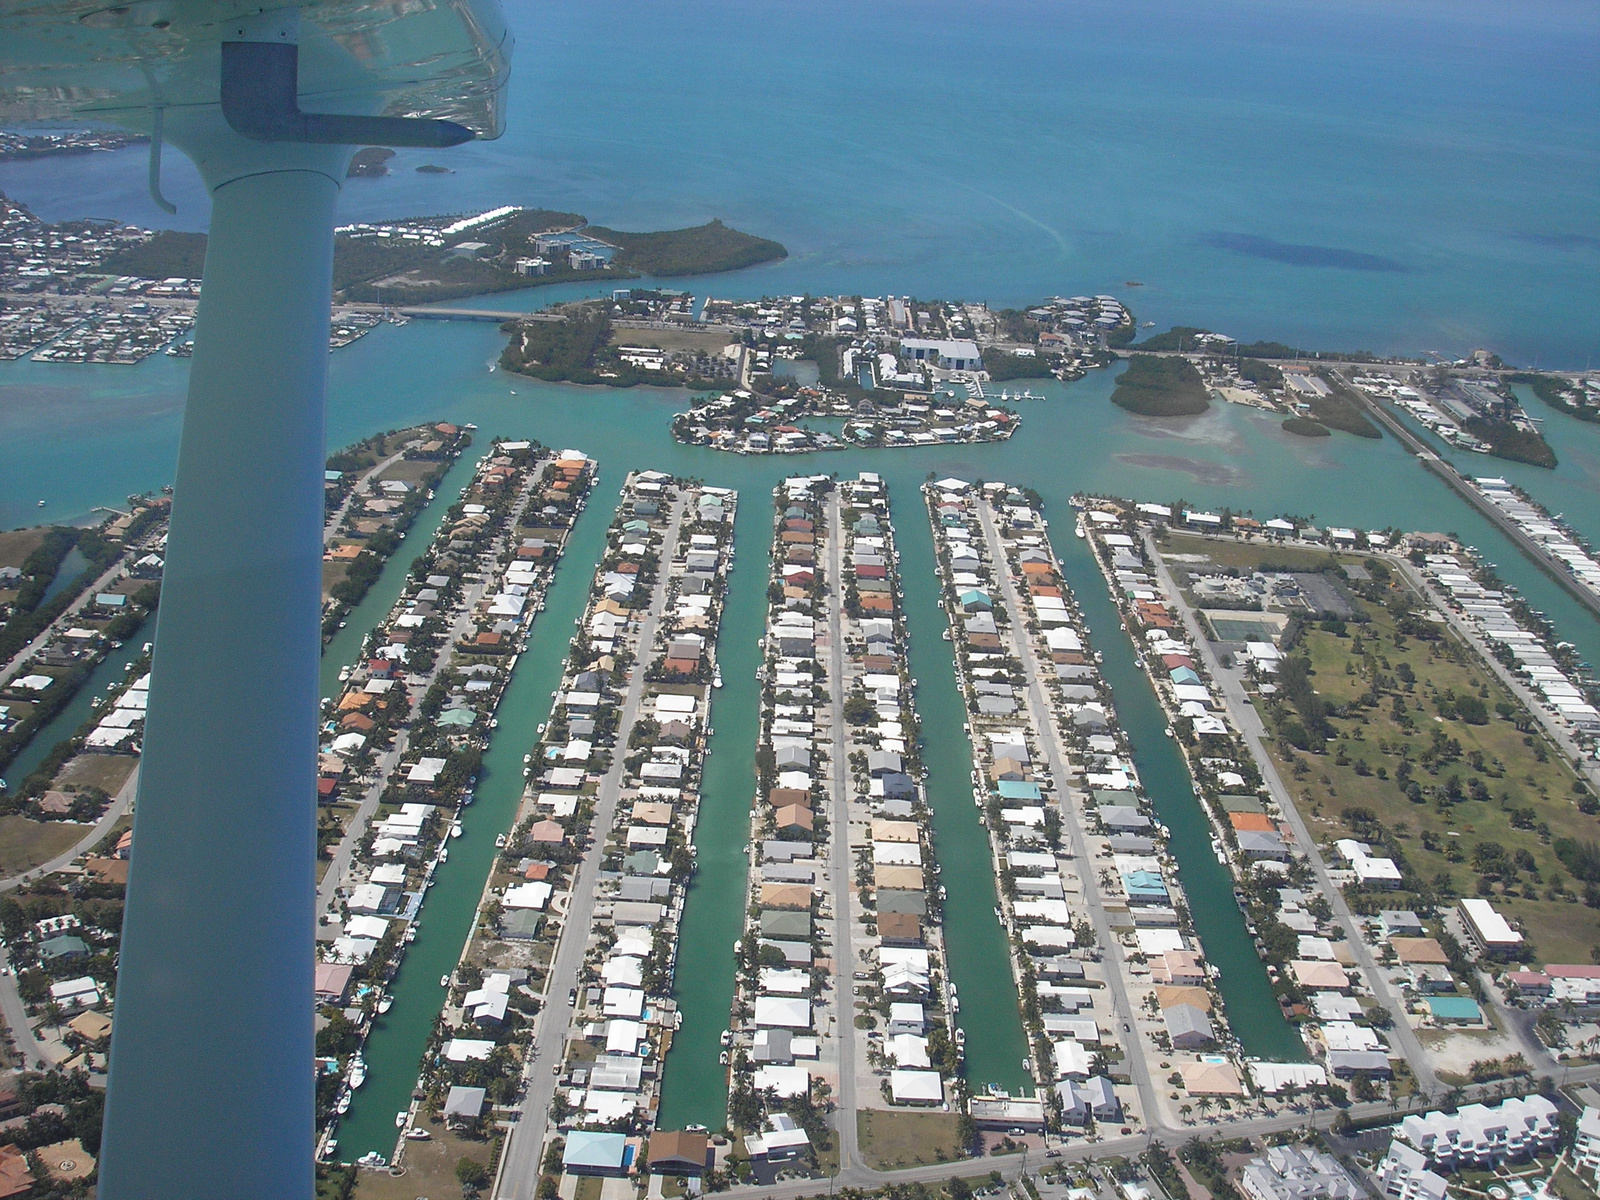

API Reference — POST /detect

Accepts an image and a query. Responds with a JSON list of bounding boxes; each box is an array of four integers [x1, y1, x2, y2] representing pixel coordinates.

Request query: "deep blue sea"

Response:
[[1, 0, 1596, 525]]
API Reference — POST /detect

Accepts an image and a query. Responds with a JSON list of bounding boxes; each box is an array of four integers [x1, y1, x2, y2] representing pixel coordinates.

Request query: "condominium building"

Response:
[[1386, 1094, 1560, 1173]]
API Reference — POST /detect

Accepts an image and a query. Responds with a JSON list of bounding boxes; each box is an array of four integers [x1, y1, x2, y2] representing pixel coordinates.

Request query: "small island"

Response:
[[1110, 354, 1210, 416], [582, 218, 786, 277], [345, 147, 395, 178], [1281, 416, 1331, 437], [1120, 324, 1564, 467], [95, 204, 787, 307]]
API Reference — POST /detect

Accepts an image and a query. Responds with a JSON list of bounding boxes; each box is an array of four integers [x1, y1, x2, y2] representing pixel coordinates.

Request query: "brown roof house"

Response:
[[648, 1130, 709, 1176]]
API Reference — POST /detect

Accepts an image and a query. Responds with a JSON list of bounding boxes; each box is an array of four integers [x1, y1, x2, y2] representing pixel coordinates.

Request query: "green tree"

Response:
[[456, 1157, 491, 1188]]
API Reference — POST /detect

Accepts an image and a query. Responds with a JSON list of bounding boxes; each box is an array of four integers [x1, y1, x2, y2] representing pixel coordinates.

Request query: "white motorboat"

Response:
[[395, 1110, 408, 1128], [450, 822, 463, 839], [348, 1057, 367, 1089], [495, 833, 507, 849], [404, 1127, 431, 1141], [376, 997, 393, 1014]]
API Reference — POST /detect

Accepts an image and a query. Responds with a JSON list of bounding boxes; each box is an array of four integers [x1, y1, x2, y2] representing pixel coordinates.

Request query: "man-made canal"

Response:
[[319, 450, 485, 699], [654, 500, 772, 1128], [1055, 532, 1307, 1062], [27, 333, 1594, 1141], [336, 480, 613, 1157]]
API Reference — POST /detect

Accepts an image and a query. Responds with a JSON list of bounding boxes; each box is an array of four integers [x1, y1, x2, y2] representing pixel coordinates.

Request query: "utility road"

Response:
[[496, 493, 686, 1200], [1139, 532, 1438, 1095], [976, 501, 1162, 1126]]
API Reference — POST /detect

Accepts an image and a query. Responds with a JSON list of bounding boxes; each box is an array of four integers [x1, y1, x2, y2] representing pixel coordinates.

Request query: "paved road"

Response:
[[976, 503, 1162, 1126], [495, 491, 687, 1200], [316, 467, 542, 923], [1138, 532, 1439, 1096], [0, 554, 133, 692], [0, 943, 59, 1070], [703, 1060, 1600, 1199], [323, 445, 414, 549], [0, 764, 137, 894], [824, 492, 862, 1172], [1335, 370, 1600, 623]]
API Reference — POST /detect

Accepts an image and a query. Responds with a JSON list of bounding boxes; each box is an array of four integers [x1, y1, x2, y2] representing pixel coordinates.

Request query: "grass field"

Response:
[[0, 815, 85, 876], [1160, 531, 1346, 575], [56, 753, 136, 795], [1257, 588, 1598, 962], [374, 458, 440, 487], [616, 327, 735, 354], [0, 529, 47, 571], [857, 1109, 964, 1169], [351, 1121, 496, 1199], [321, 560, 350, 602]]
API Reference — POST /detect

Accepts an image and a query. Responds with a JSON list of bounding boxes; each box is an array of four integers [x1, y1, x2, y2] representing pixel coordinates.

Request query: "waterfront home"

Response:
[[889, 1069, 944, 1106], [744, 1113, 811, 1162], [1179, 1060, 1245, 1096], [563, 1130, 634, 1178], [443, 1085, 487, 1130], [647, 1131, 709, 1176], [1163, 1003, 1216, 1050]]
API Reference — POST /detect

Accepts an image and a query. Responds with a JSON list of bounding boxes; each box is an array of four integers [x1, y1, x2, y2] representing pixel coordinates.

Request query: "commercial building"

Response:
[[1388, 1095, 1560, 1172], [1575, 1105, 1600, 1181], [1373, 1142, 1449, 1200], [1458, 898, 1523, 958], [899, 338, 983, 371]]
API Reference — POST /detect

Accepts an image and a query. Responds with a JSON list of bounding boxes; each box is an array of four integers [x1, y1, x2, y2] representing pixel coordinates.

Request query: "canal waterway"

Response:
[[39, 546, 89, 608], [7, 322, 1600, 1140], [319, 449, 486, 700], [2, 633, 148, 789], [1053, 532, 1308, 1062], [893, 487, 1033, 1094], [654, 496, 771, 1129], [336, 474, 614, 1159]]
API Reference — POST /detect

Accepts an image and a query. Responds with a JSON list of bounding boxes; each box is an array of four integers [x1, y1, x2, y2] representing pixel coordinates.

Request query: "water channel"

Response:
[[655, 497, 773, 1128], [319, 449, 487, 699], [11, 319, 1598, 1143], [2, 632, 148, 791], [329, 358, 1600, 1137], [337, 475, 615, 1158], [1054, 532, 1308, 1062]]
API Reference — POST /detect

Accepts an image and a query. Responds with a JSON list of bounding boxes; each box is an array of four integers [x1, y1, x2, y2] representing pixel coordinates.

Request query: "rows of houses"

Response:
[[927, 479, 1148, 1128], [1091, 505, 1463, 1090], [835, 474, 950, 1110], [1471, 476, 1600, 615], [732, 475, 832, 1139], [1419, 546, 1599, 738], [523, 476, 734, 1139], [316, 445, 592, 1152]]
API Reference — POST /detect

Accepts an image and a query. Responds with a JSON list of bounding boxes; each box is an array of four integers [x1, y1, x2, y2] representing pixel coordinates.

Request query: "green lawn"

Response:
[[1262, 601, 1600, 962], [0, 528, 48, 572], [0, 816, 86, 876], [1160, 531, 1346, 574], [857, 1110, 964, 1170]]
